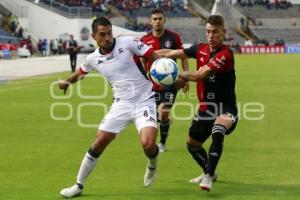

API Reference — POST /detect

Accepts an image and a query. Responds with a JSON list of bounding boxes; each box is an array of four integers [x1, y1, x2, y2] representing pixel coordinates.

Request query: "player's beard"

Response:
[[100, 42, 113, 53]]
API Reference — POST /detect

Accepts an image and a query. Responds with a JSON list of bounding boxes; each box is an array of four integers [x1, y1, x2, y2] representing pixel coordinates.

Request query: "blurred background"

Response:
[[1, 0, 300, 59]]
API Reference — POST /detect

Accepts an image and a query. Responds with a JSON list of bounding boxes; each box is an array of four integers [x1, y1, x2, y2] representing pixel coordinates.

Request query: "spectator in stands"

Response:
[[52, 39, 59, 55], [37, 39, 43, 55], [274, 38, 285, 45], [58, 38, 63, 54], [2, 47, 10, 59], [42, 38, 48, 56], [240, 17, 245, 27], [26, 36, 33, 54]]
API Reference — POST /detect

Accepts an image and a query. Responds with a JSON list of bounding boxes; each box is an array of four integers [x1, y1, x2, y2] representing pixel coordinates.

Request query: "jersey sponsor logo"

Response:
[[118, 48, 124, 54], [165, 40, 172, 48], [138, 43, 144, 50], [97, 54, 114, 64], [107, 54, 114, 61]]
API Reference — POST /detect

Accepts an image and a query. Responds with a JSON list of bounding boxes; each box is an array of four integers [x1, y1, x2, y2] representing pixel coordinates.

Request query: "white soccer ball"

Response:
[[150, 58, 179, 86]]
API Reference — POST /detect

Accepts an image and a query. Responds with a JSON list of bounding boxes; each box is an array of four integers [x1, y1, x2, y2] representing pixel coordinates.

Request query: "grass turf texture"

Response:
[[0, 54, 300, 199]]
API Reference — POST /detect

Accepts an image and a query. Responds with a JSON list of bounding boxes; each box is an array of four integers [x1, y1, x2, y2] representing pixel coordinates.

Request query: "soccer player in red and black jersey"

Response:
[[141, 9, 189, 153], [156, 15, 238, 191]]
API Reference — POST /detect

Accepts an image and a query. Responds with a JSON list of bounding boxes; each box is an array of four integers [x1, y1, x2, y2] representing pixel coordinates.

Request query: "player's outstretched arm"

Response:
[[155, 49, 189, 59], [179, 65, 213, 82], [58, 70, 86, 94]]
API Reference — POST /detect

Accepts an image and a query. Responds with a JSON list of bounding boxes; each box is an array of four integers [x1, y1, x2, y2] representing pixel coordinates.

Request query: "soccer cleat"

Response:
[[158, 143, 165, 153], [199, 174, 214, 191], [144, 165, 157, 187], [60, 184, 83, 198], [189, 172, 218, 184]]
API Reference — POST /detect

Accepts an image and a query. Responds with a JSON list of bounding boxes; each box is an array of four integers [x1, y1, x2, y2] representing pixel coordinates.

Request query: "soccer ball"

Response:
[[150, 58, 179, 86]]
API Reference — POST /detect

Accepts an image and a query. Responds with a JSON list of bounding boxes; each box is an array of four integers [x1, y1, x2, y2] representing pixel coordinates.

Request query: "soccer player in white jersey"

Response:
[[59, 17, 160, 198]]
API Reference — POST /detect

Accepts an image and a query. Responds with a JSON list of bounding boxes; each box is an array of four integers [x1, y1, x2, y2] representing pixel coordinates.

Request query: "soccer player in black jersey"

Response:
[[156, 15, 238, 191]]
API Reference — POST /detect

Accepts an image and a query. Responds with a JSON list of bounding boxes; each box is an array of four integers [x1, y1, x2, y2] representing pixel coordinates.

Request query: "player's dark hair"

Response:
[[151, 8, 164, 16], [92, 17, 112, 33], [206, 15, 224, 27]]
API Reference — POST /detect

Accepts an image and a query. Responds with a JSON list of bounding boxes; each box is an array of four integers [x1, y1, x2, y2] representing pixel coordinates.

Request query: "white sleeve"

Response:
[[80, 57, 93, 73], [128, 37, 153, 57]]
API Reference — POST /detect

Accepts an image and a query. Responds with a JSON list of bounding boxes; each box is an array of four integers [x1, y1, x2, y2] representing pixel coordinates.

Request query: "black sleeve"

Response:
[[183, 43, 198, 58]]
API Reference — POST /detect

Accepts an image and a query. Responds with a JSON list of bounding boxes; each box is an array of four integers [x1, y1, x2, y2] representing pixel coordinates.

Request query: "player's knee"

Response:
[[215, 114, 234, 130], [142, 140, 155, 152]]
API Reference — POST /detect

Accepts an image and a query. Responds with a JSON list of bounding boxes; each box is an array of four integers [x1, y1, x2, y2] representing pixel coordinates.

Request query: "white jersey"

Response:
[[80, 36, 154, 103]]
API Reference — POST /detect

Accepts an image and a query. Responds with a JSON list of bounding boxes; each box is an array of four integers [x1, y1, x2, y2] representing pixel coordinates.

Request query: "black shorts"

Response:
[[154, 86, 177, 108], [189, 106, 238, 143]]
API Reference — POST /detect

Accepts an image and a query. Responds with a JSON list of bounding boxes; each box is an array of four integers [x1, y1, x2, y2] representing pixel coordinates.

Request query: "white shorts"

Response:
[[99, 99, 157, 134]]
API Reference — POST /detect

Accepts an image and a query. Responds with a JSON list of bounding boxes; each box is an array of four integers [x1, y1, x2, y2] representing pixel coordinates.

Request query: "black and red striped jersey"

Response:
[[184, 43, 237, 112]]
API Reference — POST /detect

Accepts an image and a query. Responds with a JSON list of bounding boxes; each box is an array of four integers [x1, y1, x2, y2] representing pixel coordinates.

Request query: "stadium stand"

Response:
[[233, 0, 300, 44], [5, 0, 299, 58], [234, 1, 298, 19]]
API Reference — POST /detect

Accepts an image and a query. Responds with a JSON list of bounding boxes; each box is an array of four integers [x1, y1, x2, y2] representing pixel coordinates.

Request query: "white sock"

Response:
[[76, 152, 98, 185]]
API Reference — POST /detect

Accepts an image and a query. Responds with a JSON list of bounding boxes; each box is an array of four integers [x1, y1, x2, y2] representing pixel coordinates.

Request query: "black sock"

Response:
[[76, 183, 84, 189], [206, 124, 226, 176], [160, 119, 170, 144], [88, 147, 101, 158], [187, 143, 208, 172]]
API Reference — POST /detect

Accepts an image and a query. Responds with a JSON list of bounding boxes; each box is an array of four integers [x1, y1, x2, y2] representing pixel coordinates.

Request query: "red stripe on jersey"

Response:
[[143, 48, 154, 59], [197, 81, 208, 112], [79, 67, 88, 75]]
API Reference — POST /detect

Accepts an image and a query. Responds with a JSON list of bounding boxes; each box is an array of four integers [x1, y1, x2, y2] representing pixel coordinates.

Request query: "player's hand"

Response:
[[58, 80, 70, 95], [182, 82, 189, 93], [174, 77, 186, 90]]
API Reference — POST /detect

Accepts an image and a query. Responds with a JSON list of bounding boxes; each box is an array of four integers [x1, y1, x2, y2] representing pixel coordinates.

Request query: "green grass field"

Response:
[[1, 54, 300, 200]]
